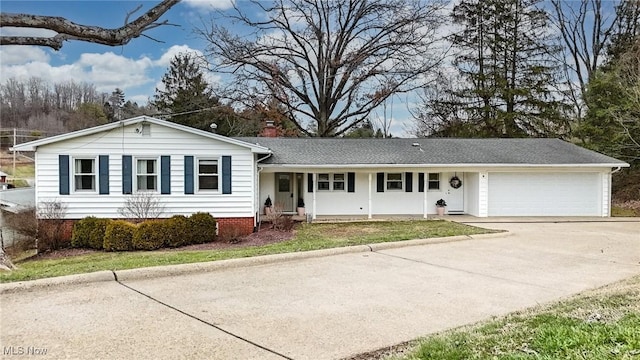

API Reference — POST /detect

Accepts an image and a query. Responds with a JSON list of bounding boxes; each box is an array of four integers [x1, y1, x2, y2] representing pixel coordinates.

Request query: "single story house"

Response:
[[12, 116, 629, 235]]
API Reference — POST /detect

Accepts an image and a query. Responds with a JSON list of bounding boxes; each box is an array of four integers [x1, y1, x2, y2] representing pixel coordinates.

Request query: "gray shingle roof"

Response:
[[236, 137, 627, 166]]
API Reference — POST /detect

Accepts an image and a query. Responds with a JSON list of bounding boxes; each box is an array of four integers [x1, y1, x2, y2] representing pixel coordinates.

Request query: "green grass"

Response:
[[0, 220, 495, 283], [611, 205, 640, 217], [388, 275, 640, 360], [3, 163, 34, 178]]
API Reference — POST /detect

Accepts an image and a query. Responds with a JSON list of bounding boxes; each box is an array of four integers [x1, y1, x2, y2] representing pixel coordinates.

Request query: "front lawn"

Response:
[[362, 275, 640, 360], [0, 220, 496, 283]]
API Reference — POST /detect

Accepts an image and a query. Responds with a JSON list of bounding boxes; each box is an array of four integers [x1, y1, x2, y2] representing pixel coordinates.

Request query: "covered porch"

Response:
[[258, 169, 479, 221]]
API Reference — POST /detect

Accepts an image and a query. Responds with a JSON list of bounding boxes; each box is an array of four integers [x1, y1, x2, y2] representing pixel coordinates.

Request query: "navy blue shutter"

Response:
[[418, 173, 425, 192], [376, 172, 385, 192], [347, 172, 355, 193], [122, 155, 132, 194], [161, 156, 171, 194], [59, 155, 70, 195], [222, 156, 232, 194], [184, 156, 194, 194], [405, 172, 413, 192], [308, 173, 313, 192], [99, 155, 109, 195]]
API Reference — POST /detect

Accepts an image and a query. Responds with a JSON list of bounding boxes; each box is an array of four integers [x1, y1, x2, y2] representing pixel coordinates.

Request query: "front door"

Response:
[[275, 173, 294, 212], [446, 173, 464, 214]]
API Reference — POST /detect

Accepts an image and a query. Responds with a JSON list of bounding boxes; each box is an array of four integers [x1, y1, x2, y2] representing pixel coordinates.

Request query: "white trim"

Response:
[[427, 172, 440, 191], [71, 156, 98, 194], [385, 172, 404, 191], [257, 163, 629, 169], [11, 116, 272, 153], [368, 173, 372, 219], [422, 174, 428, 219], [134, 156, 159, 193], [195, 157, 221, 194], [478, 172, 489, 217], [312, 172, 317, 220], [315, 172, 346, 192]]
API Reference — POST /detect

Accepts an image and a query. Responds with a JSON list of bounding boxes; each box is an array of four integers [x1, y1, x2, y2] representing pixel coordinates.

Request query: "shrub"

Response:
[[188, 212, 217, 244], [37, 200, 70, 251], [103, 220, 136, 251], [133, 220, 168, 250], [72, 217, 111, 249], [165, 215, 191, 248]]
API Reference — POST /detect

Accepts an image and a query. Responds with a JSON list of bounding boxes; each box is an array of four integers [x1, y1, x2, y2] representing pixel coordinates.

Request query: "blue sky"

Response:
[[0, 1, 234, 103], [0, 0, 413, 135]]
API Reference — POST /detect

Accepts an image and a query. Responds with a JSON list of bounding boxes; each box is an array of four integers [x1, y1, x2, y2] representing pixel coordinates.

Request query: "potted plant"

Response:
[[435, 199, 447, 216], [264, 196, 273, 215], [296, 198, 305, 216]]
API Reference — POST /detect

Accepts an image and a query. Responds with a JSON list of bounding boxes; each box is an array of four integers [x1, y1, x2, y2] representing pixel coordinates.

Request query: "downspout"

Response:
[[256, 153, 272, 227], [607, 166, 622, 217]]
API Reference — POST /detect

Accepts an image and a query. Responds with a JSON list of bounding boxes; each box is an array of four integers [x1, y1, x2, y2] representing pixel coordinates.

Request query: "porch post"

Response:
[[368, 173, 372, 219], [312, 172, 317, 220], [423, 173, 428, 219]]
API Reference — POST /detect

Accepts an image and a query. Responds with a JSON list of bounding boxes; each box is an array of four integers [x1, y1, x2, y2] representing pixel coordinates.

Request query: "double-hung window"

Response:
[[317, 173, 345, 191], [332, 174, 345, 190], [386, 173, 403, 190], [74, 158, 95, 191], [317, 173, 330, 190], [137, 159, 157, 191], [428, 173, 440, 190], [198, 159, 219, 191]]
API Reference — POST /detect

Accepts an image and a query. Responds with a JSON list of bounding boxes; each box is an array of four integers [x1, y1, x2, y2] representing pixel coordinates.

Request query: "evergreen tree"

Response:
[[578, 37, 640, 166], [108, 88, 125, 121], [153, 52, 220, 131], [441, 0, 569, 137]]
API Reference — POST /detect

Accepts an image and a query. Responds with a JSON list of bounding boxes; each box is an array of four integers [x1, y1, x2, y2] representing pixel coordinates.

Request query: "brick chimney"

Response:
[[260, 120, 278, 137]]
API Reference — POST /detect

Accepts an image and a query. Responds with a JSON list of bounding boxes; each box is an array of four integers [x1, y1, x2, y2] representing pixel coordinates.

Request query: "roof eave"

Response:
[[258, 163, 630, 168], [10, 116, 271, 153]]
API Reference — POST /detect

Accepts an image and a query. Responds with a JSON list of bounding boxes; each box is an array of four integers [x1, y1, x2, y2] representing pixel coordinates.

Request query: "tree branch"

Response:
[[0, 0, 180, 50]]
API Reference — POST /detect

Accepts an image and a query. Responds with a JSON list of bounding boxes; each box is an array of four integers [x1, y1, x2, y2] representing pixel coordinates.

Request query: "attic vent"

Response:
[[141, 123, 151, 136], [412, 143, 420, 147]]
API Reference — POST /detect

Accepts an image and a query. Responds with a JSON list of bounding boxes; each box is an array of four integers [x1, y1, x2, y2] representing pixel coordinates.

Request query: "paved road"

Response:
[[1, 222, 639, 360]]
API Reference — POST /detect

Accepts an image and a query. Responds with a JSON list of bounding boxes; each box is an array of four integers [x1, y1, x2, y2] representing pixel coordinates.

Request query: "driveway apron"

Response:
[[1, 222, 639, 360]]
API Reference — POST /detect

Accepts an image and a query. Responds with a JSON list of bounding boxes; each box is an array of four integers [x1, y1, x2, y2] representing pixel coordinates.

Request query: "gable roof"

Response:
[[237, 137, 628, 168], [11, 116, 271, 153]]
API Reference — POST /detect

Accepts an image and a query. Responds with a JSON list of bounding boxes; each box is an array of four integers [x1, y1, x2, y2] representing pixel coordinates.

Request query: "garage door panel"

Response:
[[488, 173, 601, 216]]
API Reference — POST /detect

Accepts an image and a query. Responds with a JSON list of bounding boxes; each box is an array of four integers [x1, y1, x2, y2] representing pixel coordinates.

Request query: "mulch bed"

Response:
[[30, 227, 296, 261]]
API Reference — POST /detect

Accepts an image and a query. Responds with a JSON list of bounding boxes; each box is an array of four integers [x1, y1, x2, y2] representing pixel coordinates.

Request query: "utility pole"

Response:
[[12, 128, 16, 182]]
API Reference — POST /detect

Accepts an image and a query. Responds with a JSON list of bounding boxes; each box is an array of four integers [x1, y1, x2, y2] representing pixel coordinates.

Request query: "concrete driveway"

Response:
[[1, 221, 639, 359]]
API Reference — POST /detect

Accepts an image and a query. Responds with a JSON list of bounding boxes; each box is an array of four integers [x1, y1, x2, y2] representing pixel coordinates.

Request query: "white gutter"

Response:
[[257, 163, 630, 169]]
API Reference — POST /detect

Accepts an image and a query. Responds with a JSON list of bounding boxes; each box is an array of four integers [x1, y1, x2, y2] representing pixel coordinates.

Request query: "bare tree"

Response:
[[198, 0, 447, 136], [0, 0, 180, 50], [550, 0, 640, 120]]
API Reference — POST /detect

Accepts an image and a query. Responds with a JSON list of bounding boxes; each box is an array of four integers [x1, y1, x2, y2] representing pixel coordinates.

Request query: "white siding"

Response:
[[313, 173, 370, 216], [464, 172, 480, 217], [35, 123, 256, 219]]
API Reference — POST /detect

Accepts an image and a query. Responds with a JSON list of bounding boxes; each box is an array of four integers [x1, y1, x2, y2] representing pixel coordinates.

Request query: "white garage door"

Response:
[[488, 172, 602, 216]]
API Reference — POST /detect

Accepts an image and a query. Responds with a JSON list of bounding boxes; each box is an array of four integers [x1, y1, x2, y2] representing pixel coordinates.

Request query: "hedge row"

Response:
[[71, 213, 218, 251]]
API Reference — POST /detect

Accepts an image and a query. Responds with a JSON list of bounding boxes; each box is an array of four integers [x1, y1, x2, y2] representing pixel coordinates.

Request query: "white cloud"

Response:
[[0, 45, 50, 65], [0, 50, 155, 92], [0, 27, 57, 38], [155, 44, 204, 67], [182, 0, 235, 11]]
